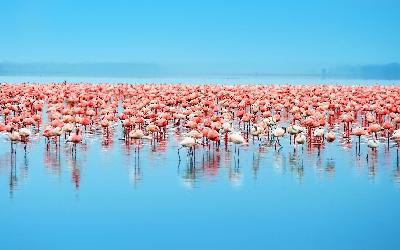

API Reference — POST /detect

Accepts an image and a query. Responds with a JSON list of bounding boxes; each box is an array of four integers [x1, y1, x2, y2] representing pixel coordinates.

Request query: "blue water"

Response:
[[1, 75, 400, 85], [1, 124, 399, 250], [1, 76, 400, 250]]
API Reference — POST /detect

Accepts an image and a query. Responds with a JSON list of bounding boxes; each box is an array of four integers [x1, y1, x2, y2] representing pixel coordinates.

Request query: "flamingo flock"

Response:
[[0, 83, 400, 165]]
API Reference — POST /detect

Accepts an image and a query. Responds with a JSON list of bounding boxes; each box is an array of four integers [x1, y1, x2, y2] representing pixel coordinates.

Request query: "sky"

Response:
[[1, 0, 400, 74]]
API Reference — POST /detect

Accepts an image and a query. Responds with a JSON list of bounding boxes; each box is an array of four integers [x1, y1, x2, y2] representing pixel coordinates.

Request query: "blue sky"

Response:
[[1, 0, 399, 73]]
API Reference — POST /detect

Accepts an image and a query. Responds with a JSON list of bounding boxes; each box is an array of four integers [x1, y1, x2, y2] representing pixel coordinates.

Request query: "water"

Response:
[[1, 74, 400, 85], [1, 77, 400, 250]]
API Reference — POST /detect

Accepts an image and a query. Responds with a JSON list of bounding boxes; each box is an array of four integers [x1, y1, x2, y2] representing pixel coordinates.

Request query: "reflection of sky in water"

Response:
[[1, 123, 400, 249]]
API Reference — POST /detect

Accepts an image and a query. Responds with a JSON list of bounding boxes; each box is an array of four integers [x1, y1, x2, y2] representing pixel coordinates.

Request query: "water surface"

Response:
[[1, 77, 400, 250], [1, 124, 399, 250]]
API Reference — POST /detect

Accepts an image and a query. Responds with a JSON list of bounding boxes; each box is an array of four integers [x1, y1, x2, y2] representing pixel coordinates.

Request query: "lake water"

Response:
[[1, 76, 400, 250], [1, 74, 400, 85]]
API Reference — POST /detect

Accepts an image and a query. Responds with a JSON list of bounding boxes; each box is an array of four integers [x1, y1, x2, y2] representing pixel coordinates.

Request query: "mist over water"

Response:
[[1, 62, 400, 80], [1, 75, 400, 86]]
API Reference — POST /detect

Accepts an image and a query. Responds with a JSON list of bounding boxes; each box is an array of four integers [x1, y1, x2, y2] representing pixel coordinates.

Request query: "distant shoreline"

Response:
[[1, 62, 399, 80]]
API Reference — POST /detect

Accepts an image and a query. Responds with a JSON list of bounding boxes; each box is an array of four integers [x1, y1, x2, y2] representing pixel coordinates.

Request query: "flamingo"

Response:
[[313, 128, 325, 142], [393, 129, 400, 142], [313, 128, 325, 155], [19, 127, 31, 152], [250, 125, 263, 140], [368, 123, 381, 140], [393, 129, 400, 165], [222, 122, 233, 145], [287, 124, 302, 144], [0, 82, 400, 170], [52, 126, 63, 147], [228, 132, 247, 159], [178, 137, 197, 162], [186, 129, 203, 140], [129, 129, 146, 140], [367, 138, 379, 161], [295, 134, 306, 145], [8, 129, 21, 154], [272, 127, 285, 149], [354, 127, 366, 155], [66, 128, 82, 156], [63, 123, 74, 139], [382, 121, 393, 148], [101, 119, 111, 137], [326, 131, 336, 143]]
